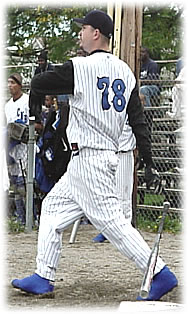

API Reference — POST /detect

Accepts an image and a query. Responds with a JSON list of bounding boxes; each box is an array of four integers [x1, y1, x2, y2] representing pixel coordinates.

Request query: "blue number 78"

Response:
[[97, 77, 126, 112]]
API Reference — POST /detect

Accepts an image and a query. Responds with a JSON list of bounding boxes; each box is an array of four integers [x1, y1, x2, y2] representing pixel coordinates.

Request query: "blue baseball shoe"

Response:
[[137, 266, 178, 301], [92, 233, 107, 243], [11, 273, 54, 295]]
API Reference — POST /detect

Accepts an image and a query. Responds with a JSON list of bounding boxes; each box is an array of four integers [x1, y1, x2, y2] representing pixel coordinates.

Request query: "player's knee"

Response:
[[90, 212, 131, 234]]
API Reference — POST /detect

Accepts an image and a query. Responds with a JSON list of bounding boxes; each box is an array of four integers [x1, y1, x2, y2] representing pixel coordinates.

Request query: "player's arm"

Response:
[[127, 84, 152, 167], [127, 84, 161, 192], [30, 60, 74, 96], [29, 60, 74, 122]]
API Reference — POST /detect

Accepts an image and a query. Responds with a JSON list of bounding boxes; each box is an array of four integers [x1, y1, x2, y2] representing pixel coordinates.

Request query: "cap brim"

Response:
[[73, 18, 85, 28]]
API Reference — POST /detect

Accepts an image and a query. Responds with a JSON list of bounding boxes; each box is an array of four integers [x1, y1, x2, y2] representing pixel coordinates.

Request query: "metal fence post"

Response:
[[25, 116, 35, 232]]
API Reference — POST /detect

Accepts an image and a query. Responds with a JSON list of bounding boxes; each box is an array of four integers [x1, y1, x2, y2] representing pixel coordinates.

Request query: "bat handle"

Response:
[[163, 201, 170, 213]]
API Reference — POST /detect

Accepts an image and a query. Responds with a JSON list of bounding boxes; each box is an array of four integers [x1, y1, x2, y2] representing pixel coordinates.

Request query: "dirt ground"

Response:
[[5, 224, 184, 312]]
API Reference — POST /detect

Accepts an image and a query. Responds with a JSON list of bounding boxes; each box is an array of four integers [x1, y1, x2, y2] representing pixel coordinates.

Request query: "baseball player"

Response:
[[5, 73, 29, 224], [12, 10, 177, 300]]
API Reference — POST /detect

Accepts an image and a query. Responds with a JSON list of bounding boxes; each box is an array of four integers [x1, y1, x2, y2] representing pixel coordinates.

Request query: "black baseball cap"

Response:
[[73, 9, 113, 39], [38, 50, 48, 61]]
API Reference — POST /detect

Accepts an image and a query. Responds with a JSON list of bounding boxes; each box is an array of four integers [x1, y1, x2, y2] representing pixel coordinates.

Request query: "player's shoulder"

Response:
[[20, 93, 29, 104], [72, 52, 130, 67], [5, 97, 13, 108], [106, 53, 134, 71], [5, 97, 12, 104], [72, 53, 135, 82], [71, 56, 86, 64], [21, 92, 29, 100]]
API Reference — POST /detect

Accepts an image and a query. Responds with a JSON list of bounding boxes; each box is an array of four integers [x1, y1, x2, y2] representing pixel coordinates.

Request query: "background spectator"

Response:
[[41, 95, 56, 126], [140, 46, 160, 107], [5, 73, 29, 224], [166, 66, 185, 119], [34, 50, 54, 75], [30, 51, 54, 133]]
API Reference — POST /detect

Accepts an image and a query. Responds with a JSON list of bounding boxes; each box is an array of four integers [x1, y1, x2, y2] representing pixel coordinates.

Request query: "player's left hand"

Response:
[[144, 165, 162, 194]]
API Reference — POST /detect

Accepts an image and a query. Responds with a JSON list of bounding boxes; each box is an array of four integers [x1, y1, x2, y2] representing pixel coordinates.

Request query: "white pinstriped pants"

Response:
[[116, 150, 134, 222], [36, 149, 165, 281]]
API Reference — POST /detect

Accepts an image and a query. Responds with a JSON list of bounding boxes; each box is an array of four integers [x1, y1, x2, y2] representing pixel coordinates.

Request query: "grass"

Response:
[[137, 193, 165, 206], [136, 192, 182, 233], [136, 213, 182, 234], [7, 214, 182, 235], [7, 217, 25, 233]]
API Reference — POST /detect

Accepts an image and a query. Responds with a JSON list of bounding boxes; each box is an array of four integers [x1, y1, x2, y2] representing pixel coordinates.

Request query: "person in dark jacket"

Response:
[[139, 47, 160, 107], [30, 51, 54, 133], [34, 50, 54, 75]]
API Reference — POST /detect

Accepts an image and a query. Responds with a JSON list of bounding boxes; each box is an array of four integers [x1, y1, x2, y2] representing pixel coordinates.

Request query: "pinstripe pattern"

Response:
[[36, 53, 165, 281], [67, 52, 136, 151], [36, 150, 165, 280], [118, 124, 136, 151], [36, 172, 84, 279], [116, 123, 136, 221], [116, 150, 134, 222]]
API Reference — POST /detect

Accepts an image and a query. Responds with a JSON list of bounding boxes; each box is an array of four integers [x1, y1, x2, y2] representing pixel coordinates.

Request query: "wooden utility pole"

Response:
[[108, 4, 143, 227], [108, 4, 143, 79], [120, 6, 143, 80]]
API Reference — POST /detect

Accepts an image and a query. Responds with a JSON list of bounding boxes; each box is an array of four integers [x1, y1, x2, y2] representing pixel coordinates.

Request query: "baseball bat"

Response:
[[139, 201, 170, 298]]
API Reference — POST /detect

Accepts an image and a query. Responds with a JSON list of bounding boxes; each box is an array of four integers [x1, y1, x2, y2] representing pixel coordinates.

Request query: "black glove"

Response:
[[135, 155, 145, 171], [144, 164, 162, 194]]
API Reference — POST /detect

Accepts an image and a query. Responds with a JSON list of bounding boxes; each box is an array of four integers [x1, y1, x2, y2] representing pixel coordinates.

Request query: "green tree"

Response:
[[5, 4, 183, 66], [142, 5, 184, 60], [5, 5, 104, 64]]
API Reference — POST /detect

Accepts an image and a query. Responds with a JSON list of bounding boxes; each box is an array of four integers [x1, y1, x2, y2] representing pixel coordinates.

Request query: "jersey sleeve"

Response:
[[127, 84, 153, 166], [29, 60, 74, 123], [30, 60, 74, 96]]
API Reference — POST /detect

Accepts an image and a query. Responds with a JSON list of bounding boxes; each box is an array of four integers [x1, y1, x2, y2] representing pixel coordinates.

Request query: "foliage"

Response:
[[5, 4, 183, 66], [136, 193, 182, 234], [137, 214, 182, 234], [5, 5, 105, 64], [7, 217, 25, 233], [142, 5, 184, 60]]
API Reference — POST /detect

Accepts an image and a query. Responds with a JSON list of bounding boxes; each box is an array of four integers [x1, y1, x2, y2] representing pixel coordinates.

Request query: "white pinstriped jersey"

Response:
[[118, 124, 136, 152], [67, 52, 136, 151]]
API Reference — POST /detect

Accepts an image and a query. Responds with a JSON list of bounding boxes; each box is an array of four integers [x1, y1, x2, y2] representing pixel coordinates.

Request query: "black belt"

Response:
[[115, 150, 127, 154]]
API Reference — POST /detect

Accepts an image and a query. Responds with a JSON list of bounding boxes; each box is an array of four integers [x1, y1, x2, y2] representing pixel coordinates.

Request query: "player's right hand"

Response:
[[144, 165, 162, 194]]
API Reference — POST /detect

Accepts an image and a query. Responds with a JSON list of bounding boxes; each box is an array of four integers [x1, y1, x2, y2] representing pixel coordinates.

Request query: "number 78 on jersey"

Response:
[[97, 76, 126, 112]]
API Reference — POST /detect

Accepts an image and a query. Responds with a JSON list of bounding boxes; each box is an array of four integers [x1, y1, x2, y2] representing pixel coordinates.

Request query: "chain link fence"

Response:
[[136, 75, 184, 231]]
